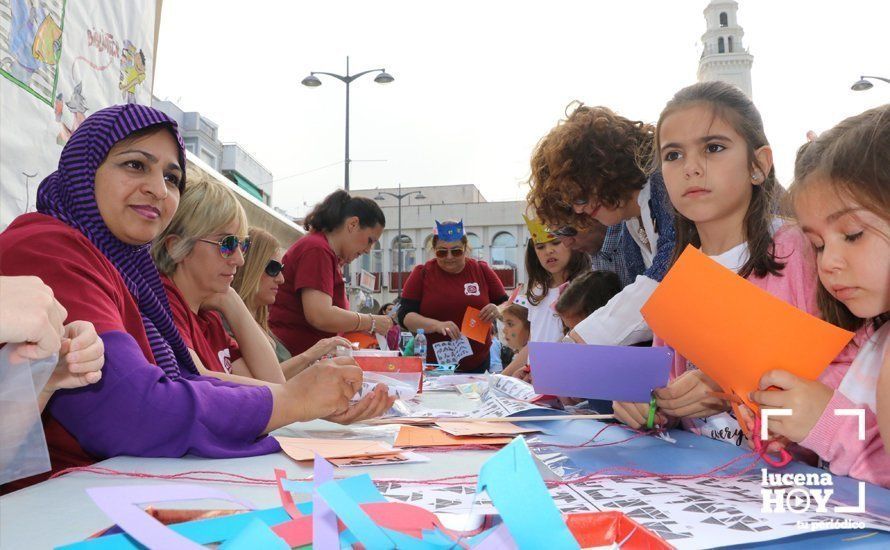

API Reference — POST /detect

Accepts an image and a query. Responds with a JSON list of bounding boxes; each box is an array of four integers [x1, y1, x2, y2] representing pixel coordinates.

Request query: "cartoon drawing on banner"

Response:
[[118, 39, 146, 103], [0, 0, 65, 105]]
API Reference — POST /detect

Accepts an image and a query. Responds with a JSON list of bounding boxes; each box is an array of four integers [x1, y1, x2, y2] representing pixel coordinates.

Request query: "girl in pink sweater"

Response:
[[612, 82, 853, 452], [749, 105, 890, 488]]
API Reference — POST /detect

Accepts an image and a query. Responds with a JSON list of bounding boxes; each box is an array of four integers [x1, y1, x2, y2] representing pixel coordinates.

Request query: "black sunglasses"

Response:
[[265, 259, 284, 277], [552, 226, 578, 238], [197, 235, 251, 258]]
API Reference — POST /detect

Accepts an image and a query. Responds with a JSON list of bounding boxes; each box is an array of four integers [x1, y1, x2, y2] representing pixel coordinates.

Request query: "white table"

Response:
[[0, 391, 500, 549]]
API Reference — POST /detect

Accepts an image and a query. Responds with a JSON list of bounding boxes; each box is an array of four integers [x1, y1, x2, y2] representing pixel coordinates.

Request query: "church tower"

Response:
[[697, 0, 754, 98]]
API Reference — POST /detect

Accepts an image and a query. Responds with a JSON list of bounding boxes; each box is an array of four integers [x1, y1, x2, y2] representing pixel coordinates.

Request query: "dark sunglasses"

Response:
[[197, 235, 250, 258], [265, 259, 284, 277], [435, 247, 465, 259], [552, 226, 578, 238]]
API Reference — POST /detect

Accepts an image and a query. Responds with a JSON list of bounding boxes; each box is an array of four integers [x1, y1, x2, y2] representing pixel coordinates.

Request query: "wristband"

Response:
[[369, 314, 376, 334]]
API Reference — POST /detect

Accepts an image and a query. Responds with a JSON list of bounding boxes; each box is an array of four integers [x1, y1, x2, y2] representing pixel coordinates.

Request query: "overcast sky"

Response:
[[154, 0, 889, 217]]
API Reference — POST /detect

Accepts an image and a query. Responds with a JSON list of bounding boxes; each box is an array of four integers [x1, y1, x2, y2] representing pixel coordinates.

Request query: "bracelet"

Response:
[[353, 311, 362, 331], [368, 314, 376, 334]]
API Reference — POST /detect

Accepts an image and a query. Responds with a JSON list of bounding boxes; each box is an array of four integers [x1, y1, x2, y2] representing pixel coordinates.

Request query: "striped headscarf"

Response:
[[36, 104, 198, 379]]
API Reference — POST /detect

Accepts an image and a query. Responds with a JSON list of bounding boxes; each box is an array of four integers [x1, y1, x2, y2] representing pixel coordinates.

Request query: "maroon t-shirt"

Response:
[[401, 258, 506, 370], [269, 232, 348, 356], [0, 214, 158, 482], [161, 275, 241, 374]]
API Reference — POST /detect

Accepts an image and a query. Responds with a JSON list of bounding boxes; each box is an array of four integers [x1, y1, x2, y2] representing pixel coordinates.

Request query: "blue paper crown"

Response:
[[435, 220, 465, 242]]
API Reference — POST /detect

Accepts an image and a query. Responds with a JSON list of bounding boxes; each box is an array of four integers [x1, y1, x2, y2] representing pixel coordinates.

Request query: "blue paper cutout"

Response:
[[476, 437, 579, 549], [218, 518, 288, 550]]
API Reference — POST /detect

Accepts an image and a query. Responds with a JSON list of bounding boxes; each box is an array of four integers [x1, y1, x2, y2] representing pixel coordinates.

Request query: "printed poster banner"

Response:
[[0, 0, 159, 228]]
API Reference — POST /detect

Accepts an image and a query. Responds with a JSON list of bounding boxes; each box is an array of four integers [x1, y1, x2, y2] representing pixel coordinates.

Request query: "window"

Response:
[[390, 235, 415, 273], [718, 37, 725, 54], [361, 242, 382, 273], [728, 36, 733, 53], [491, 231, 517, 267], [719, 12, 728, 27], [466, 232, 484, 259]]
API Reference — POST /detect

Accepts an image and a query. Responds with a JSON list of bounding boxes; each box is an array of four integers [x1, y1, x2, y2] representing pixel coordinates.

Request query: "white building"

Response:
[[152, 98, 275, 205], [697, 0, 754, 98], [346, 185, 530, 306]]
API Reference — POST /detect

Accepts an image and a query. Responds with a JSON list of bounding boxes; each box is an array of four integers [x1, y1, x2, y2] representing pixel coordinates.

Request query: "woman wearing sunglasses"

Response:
[[270, 190, 394, 357], [0, 105, 390, 489], [527, 103, 676, 347], [398, 220, 508, 373], [232, 227, 352, 377]]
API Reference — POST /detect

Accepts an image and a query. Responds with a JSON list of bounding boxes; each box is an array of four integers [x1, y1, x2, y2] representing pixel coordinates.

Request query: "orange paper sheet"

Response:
[[640, 245, 854, 409], [394, 425, 512, 447], [343, 332, 379, 349], [434, 421, 539, 437], [461, 306, 492, 343], [275, 436, 398, 461]]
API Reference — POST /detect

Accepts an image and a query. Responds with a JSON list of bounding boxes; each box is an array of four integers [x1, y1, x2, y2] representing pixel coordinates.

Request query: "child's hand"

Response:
[[516, 365, 533, 383], [613, 401, 666, 430], [45, 321, 105, 394], [654, 369, 728, 418], [749, 369, 833, 443]]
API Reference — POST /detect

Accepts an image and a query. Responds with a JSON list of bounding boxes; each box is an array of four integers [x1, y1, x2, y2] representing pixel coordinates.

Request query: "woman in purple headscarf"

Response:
[[0, 104, 387, 489]]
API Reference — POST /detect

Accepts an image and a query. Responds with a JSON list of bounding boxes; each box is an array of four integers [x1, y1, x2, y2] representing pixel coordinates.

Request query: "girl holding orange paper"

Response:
[[613, 82, 851, 452], [748, 105, 890, 487]]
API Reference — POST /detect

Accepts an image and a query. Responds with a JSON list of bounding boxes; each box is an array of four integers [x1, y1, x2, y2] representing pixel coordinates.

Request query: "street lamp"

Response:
[[301, 57, 395, 192], [374, 185, 426, 296], [851, 75, 890, 91]]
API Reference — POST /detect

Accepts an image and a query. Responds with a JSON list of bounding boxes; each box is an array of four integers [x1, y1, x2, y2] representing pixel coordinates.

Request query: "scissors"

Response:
[[708, 390, 792, 468]]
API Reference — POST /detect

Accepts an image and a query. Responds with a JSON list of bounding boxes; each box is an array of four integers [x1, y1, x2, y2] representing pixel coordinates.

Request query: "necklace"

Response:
[[636, 217, 650, 246]]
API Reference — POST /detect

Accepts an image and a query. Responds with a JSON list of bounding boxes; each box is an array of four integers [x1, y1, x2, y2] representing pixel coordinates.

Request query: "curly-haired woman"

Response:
[[526, 103, 675, 346]]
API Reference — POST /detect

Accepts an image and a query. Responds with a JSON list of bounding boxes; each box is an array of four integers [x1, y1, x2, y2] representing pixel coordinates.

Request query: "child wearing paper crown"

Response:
[[502, 216, 589, 379], [747, 105, 890, 487], [613, 82, 857, 451]]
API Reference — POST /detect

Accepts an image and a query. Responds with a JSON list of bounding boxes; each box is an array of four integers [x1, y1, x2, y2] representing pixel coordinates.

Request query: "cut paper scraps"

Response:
[[395, 425, 513, 447], [462, 306, 492, 343], [641, 245, 855, 410], [528, 342, 673, 402], [83, 484, 257, 550], [275, 437, 399, 462], [434, 421, 538, 437], [433, 335, 474, 365], [477, 437, 580, 549]]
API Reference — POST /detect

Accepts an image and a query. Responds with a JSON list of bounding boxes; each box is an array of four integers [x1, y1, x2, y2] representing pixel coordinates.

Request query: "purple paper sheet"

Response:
[[86, 484, 255, 550], [313, 454, 339, 549], [528, 343, 673, 402]]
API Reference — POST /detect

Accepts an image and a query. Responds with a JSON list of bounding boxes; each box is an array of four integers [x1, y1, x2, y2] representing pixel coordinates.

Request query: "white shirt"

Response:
[[516, 285, 565, 344], [573, 182, 658, 346]]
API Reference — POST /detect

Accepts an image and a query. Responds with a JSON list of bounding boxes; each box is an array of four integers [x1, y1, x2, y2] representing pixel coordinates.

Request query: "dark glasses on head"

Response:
[[435, 247, 465, 258], [265, 259, 284, 277], [197, 235, 250, 258], [553, 226, 578, 238]]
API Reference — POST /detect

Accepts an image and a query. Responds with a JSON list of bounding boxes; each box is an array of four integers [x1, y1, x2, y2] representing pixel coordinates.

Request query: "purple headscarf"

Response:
[[36, 104, 197, 379]]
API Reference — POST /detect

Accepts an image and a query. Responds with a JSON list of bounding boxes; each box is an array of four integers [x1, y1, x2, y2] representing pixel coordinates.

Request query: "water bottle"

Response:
[[413, 329, 427, 368]]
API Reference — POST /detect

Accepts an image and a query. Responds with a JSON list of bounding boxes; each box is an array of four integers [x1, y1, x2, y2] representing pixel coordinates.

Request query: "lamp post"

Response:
[[302, 57, 394, 193], [851, 75, 890, 91], [374, 185, 426, 297]]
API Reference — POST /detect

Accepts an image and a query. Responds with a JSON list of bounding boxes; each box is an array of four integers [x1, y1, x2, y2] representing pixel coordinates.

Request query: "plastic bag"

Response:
[[0, 344, 57, 484]]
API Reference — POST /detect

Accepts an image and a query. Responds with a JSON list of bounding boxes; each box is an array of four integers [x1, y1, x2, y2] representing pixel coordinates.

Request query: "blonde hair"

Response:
[[152, 169, 248, 275], [232, 227, 281, 332]]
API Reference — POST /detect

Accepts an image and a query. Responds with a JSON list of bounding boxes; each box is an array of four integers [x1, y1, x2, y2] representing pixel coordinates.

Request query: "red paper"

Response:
[[461, 306, 491, 343]]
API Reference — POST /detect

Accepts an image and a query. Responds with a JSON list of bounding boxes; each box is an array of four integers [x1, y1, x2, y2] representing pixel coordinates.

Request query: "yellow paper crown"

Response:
[[523, 214, 556, 244]]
